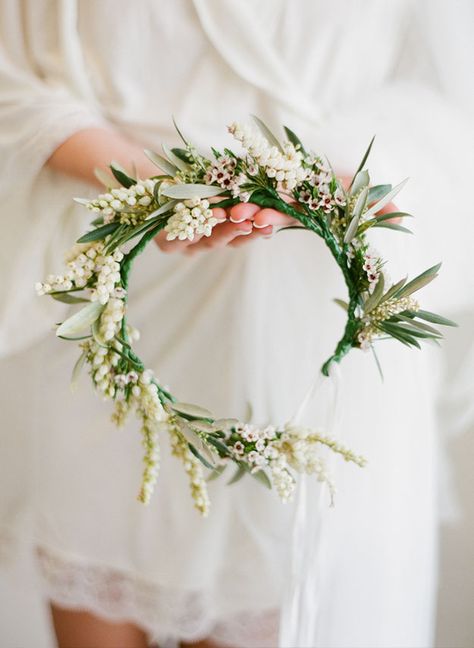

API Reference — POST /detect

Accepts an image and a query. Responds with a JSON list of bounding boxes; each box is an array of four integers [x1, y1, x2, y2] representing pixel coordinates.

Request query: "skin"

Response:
[[46, 127, 397, 648]]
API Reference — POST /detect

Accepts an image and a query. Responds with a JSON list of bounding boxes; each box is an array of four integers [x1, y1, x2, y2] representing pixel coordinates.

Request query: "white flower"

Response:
[[228, 121, 308, 191], [164, 198, 219, 242]]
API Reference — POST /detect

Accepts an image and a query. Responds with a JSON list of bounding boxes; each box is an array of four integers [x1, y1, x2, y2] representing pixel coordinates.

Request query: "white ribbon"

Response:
[[279, 363, 341, 648]]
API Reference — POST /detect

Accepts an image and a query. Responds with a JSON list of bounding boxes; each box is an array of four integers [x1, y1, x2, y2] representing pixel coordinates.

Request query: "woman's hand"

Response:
[[154, 175, 400, 254], [153, 202, 294, 254]]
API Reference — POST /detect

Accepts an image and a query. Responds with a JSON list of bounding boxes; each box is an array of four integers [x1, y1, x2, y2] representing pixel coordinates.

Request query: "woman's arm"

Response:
[[46, 127, 157, 187], [46, 127, 279, 251]]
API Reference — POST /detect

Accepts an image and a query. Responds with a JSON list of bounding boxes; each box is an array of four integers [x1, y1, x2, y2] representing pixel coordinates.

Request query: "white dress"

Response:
[[0, 1, 473, 646]]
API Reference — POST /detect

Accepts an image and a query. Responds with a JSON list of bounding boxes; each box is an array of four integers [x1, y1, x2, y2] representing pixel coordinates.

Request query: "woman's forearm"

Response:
[[46, 127, 157, 187]]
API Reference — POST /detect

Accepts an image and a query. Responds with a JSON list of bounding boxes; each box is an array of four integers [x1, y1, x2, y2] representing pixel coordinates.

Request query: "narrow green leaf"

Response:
[[394, 263, 441, 298], [77, 222, 120, 244], [363, 178, 409, 220], [162, 143, 190, 172], [379, 277, 407, 304], [334, 298, 349, 311], [206, 436, 232, 457], [110, 162, 136, 188], [171, 147, 192, 164], [251, 469, 272, 490], [94, 167, 119, 189], [228, 464, 247, 485], [379, 322, 421, 348], [144, 149, 178, 176], [188, 443, 214, 470], [344, 186, 369, 243], [350, 170, 370, 196], [374, 211, 412, 222], [394, 314, 443, 336], [207, 464, 226, 482], [372, 222, 413, 234], [349, 136, 375, 189], [148, 200, 177, 218], [161, 183, 225, 199], [390, 322, 439, 339], [71, 350, 87, 392], [172, 116, 189, 146], [283, 126, 306, 154], [251, 115, 283, 152], [364, 273, 385, 313], [368, 184, 392, 203], [171, 402, 214, 421], [414, 310, 458, 327], [56, 302, 104, 337], [51, 292, 89, 305], [370, 344, 384, 382]]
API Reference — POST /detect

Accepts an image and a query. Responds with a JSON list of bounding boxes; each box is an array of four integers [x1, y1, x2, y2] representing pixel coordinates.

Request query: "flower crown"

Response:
[[36, 117, 455, 515]]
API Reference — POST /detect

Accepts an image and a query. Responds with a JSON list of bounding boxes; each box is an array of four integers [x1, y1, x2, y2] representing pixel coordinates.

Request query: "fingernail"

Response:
[[253, 222, 269, 229], [229, 216, 247, 223], [237, 229, 252, 235]]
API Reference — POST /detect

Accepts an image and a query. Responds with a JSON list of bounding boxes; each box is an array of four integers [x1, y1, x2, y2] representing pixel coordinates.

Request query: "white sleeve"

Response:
[[0, 0, 105, 356]]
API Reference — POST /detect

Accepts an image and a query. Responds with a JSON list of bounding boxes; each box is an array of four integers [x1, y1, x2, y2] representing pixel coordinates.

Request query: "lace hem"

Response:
[[35, 544, 279, 647]]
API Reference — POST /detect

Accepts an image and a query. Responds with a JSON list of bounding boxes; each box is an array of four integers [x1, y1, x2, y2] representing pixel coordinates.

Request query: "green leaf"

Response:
[[189, 421, 215, 434], [171, 402, 214, 421], [148, 200, 177, 218], [368, 184, 392, 203], [379, 322, 421, 348], [413, 310, 458, 327], [334, 298, 349, 311], [379, 277, 407, 304], [373, 211, 412, 222], [350, 170, 370, 196], [251, 469, 272, 490], [363, 178, 409, 220], [372, 222, 413, 234], [214, 418, 241, 432], [389, 321, 439, 339], [172, 116, 190, 146], [227, 464, 247, 485], [344, 186, 369, 243], [56, 302, 104, 337], [370, 344, 384, 381], [73, 197, 91, 206], [349, 136, 375, 189], [76, 222, 121, 244], [91, 319, 108, 347], [251, 115, 283, 152], [394, 314, 443, 337], [70, 350, 87, 392], [364, 273, 385, 313], [206, 436, 232, 457], [50, 292, 89, 305], [171, 147, 192, 164], [94, 167, 119, 189], [144, 149, 178, 176], [283, 125, 306, 154], [162, 143, 190, 172], [207, 464, 226, 482], [187, 443, 214, 470], [161, 183, 225, 199], [110, 162, 136, 188], [394, 263, 441, 299]]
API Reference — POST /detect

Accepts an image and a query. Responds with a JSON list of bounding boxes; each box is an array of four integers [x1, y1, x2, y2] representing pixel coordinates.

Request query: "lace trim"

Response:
[[35, 544, 279, 647]]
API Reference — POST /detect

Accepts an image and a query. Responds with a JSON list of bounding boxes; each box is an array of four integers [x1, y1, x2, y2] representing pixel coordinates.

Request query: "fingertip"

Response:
[[229, 202, 260, 223]]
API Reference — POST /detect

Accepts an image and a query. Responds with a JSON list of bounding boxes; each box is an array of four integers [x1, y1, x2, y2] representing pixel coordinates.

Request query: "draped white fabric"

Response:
[[0, 1, 473, 646]]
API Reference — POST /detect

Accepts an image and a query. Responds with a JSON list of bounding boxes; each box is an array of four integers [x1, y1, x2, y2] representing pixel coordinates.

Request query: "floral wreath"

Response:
[[36, 117, 455, 515]]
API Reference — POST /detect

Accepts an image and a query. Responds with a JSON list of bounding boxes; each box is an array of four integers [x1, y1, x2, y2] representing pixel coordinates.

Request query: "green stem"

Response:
[[246, 192, 360, 377]]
